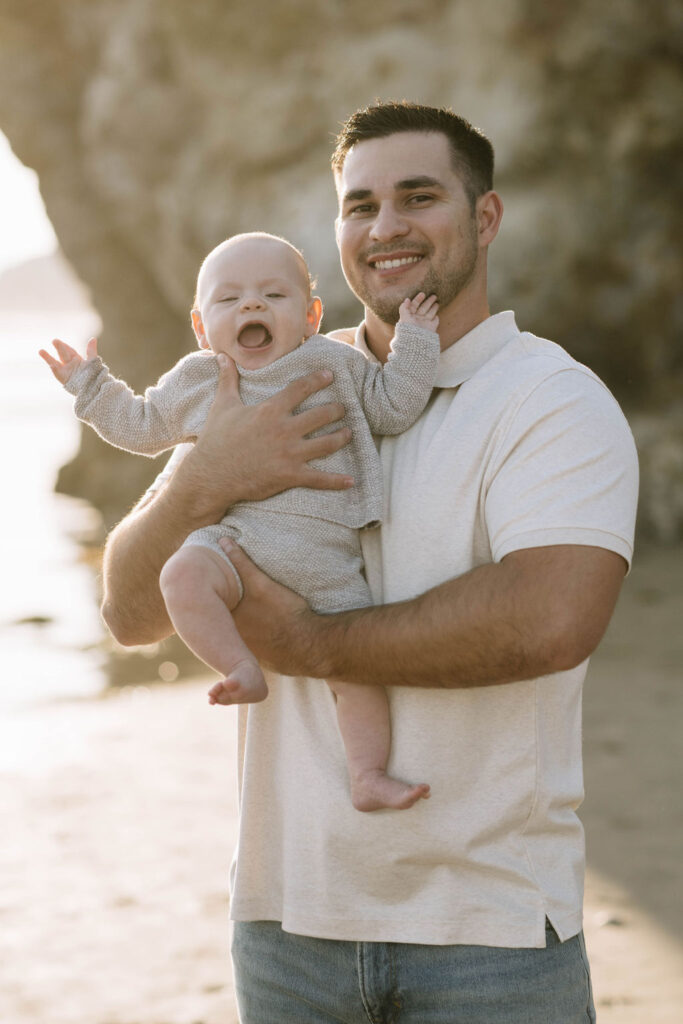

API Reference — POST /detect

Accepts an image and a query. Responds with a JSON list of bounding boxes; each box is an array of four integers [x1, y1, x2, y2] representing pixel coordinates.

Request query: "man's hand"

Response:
[[175, 354, 355, 521], [39, 337, 98, 384], [219, 537, 322, 677]]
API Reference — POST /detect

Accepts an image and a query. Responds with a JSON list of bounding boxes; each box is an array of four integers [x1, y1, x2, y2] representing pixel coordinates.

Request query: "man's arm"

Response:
[[224, 541, 627, 687], [101, 356, 352, 645]]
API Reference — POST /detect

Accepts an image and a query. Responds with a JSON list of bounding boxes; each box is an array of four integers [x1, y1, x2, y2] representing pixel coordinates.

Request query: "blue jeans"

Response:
[[231, 919, 596, 1023]]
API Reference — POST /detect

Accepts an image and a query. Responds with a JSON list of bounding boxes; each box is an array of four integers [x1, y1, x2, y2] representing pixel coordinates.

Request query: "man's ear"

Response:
[[305, 296, 324, 336], [477, 191, 504, 248], [191, 309, 210, 349]]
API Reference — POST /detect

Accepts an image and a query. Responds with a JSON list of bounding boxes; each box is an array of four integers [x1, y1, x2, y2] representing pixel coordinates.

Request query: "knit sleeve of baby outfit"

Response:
[[352, 322, 441, 434], [63, 350, 219, 456]]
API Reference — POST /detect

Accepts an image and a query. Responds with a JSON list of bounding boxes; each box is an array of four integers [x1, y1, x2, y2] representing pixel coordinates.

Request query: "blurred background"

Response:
[[0, 1, 681, 1022]]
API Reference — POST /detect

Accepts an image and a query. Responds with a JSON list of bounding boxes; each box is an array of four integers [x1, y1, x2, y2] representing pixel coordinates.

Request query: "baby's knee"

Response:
[[160, 544, 242, 609], [160, 547, 209, 602]]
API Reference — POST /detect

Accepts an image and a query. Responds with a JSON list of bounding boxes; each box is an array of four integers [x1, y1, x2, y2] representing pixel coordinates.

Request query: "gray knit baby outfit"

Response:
[[66, 325, 440, 612]]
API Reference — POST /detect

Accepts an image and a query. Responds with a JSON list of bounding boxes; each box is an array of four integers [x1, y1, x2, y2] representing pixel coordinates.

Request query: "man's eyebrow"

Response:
[[341, 177, 445, 205], [341, 188, 373, 204], [395, 176, 444, 191]]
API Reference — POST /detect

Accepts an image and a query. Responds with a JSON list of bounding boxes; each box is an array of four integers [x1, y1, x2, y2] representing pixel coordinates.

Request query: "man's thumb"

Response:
[[215, 352, 240, 397]]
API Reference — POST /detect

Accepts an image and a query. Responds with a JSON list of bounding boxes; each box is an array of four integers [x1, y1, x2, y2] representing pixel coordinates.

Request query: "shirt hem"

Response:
[[229, 902, 582, 948]]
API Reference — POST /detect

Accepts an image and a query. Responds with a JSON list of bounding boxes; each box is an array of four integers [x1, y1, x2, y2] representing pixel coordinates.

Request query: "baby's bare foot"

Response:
[[207, 660, 269, 706], [350, 769, 431, 812]]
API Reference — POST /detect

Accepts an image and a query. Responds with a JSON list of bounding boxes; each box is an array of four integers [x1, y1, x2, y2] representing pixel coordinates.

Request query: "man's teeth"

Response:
[[372, 256, 422, 270]]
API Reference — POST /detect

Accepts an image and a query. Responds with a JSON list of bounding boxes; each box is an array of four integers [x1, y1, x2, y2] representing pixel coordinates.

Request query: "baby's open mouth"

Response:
[[238, 324, 273, 349]]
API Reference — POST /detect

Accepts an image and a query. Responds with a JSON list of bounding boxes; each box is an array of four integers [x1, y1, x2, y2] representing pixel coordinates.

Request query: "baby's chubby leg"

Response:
[[159, 546, 268, 705], [329, 680, 430, 811]]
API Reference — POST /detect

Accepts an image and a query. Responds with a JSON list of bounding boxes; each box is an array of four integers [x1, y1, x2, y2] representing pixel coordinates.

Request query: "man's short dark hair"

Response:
[[331, 101, 494, 209]]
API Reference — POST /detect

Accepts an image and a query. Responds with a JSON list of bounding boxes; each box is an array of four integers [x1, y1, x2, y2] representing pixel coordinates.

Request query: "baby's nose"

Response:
[[240, 294, 266, 310]]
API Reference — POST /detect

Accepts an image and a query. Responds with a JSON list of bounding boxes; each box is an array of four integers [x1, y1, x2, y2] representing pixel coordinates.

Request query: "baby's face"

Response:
[[193, 238, 321, 369]]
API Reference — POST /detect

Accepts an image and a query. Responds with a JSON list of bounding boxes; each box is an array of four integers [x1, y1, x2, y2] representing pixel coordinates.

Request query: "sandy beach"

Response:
[[2, 544, 681, 1024]]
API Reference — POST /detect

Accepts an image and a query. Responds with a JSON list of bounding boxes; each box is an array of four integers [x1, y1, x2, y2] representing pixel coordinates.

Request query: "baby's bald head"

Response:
[[195, 232, 313, 310]]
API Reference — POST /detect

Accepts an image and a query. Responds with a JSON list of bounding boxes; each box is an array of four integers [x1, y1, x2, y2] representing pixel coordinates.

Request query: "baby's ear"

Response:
[[305, 296, 324, 337], [191, 309, 210, 349]]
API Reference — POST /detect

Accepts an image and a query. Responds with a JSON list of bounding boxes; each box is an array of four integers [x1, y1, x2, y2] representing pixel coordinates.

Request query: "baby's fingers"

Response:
[[38, 348, 64, 378], [402, 292, 426, 314], [39, 348, 73, 384], [414, 293, 439, 315], [39, 338, 84, 384], [52, 338, 80, 364]]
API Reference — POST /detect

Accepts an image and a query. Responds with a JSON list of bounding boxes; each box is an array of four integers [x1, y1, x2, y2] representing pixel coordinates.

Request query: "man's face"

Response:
[[335, 131, 480, 325]]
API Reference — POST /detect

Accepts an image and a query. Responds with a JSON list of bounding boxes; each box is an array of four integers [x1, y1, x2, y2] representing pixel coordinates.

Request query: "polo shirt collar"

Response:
[[354, 310, 519, 388]]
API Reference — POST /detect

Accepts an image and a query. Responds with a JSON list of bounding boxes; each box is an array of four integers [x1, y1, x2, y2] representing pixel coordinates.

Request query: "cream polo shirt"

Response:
[[149, 311, 639, 948]]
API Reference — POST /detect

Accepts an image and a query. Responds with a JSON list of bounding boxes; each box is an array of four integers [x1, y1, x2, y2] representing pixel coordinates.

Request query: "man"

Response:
[[102, 103, 638, 1022]]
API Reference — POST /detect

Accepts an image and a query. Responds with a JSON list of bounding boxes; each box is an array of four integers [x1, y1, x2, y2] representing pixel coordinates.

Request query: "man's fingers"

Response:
[[291, 401, 347, 437], [300, 468, 355, 491], [299, 426, 352, 464], [218, 539, 262, 588], [274, 370, 334, 413]]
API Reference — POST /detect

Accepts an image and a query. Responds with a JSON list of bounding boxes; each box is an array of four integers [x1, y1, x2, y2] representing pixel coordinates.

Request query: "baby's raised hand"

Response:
[[39, 337, 99, 385], [398, 293, 439, 332]]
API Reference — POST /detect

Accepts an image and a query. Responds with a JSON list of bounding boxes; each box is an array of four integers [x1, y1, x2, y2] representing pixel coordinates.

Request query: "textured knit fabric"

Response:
[[66, 324, 440, 529], [184, 506, 371, 614], [223, 311, 639, 947]]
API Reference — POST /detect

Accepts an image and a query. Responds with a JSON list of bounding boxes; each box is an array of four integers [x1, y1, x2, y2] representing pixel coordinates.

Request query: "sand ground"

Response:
[[1, 544, 681, 1023]]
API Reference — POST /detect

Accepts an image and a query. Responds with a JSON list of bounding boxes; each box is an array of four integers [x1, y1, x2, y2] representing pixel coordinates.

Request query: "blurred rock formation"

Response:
[[0, 0, 680, 536]]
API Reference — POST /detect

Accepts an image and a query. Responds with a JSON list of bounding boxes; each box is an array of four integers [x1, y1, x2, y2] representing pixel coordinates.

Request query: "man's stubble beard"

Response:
[[356, 226, 480, 327]]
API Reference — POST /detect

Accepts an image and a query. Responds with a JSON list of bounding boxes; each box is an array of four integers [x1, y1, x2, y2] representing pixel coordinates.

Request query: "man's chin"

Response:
[[348, 272, 430, 325], [373, 304, 402, 327], [365, 291, 418, 326]]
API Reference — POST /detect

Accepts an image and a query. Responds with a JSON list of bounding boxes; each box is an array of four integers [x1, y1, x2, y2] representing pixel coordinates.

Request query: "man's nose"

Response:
[[369, 202, 410, 242]]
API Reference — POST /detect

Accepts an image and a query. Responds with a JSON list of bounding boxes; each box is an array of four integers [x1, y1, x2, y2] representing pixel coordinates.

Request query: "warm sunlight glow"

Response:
[[0, 130, 58, 273]]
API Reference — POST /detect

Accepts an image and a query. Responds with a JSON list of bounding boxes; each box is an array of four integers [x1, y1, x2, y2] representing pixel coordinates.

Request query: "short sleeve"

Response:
[[485, 370, 639, 568]]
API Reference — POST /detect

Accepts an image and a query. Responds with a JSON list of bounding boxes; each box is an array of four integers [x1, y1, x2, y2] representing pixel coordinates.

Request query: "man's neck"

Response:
[[364, 290, 492, 364]]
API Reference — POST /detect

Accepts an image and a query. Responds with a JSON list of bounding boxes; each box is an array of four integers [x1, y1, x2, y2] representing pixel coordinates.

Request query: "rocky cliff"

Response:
[[0, 0, 680, 534]]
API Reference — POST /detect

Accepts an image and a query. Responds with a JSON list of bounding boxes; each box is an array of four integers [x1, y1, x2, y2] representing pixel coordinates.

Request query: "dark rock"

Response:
[[0, 0, 680, 533]]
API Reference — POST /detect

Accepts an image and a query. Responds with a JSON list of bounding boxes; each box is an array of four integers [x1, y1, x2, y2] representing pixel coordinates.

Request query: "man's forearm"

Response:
[[243, 546, 626, 688], [101, 449, 238, 645], [311, 567, 552, 687]]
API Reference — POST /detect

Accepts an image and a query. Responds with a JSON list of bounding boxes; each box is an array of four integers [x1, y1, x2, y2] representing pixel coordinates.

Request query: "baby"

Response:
[[41, 232, 440, 812]]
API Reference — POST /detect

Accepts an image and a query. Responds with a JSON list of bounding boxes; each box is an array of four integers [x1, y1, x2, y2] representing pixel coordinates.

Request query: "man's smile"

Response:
[[365, 250, 427, 277], [369, 254, 424, 271]]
